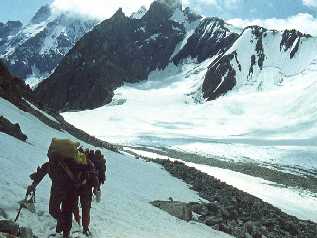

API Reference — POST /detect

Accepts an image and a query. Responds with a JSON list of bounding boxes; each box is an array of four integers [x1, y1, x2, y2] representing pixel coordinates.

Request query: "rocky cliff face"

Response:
[[0, 5, 97, 85], [172, 17, 239, 64]]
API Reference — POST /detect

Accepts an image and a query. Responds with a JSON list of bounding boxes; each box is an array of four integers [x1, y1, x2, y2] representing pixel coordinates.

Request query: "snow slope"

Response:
[[0, 98, 232, 238]]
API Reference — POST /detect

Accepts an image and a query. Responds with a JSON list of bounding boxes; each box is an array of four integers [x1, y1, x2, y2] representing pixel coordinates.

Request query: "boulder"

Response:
[[0, 116, 27, 141], [151, 201, 192, 221]]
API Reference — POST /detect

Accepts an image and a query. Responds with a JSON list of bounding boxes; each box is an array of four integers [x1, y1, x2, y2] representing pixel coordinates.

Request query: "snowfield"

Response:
[[0, 98, 232, 237]]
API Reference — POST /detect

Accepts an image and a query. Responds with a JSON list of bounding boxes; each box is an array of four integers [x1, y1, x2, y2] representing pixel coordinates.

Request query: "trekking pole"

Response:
[[15, 187, 36, 222], [14, 190, 29, 222]]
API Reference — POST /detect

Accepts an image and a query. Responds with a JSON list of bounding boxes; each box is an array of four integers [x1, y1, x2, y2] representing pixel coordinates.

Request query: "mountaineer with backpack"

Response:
[[27, 138, 100, 238], [73, 149, 107, 237]]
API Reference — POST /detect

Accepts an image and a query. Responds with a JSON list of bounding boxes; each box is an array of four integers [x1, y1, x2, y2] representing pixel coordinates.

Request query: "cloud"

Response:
[[52, 0, 153, 20], [51, 0, 229, 20], [227, 13, 317, 36], [303, 0, 317, 7]]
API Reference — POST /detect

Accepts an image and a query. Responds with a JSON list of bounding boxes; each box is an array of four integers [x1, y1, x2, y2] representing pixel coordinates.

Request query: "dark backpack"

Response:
[[91, 152, 106, 185]]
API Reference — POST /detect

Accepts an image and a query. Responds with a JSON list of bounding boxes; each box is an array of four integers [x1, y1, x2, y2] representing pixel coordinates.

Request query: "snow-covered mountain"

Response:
[[34, 0, 317, 113], [0, 4, 97, 87], [202, 27, 317, 100]]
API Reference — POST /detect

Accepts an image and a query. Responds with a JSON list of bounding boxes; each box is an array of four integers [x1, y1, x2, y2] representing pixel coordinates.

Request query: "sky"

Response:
[[1, 0, 317, 35]]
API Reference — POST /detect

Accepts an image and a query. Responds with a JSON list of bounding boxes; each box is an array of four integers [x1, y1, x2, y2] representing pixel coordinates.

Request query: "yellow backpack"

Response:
[[48, 138, 87, 165]]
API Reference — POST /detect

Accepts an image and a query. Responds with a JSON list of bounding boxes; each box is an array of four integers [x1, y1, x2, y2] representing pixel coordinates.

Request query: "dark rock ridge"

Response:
[[35, 1, 186, 111], [1, 4, 97, 80], [203, 53, 238, 100], [0, 116, 27, 141], [0, 60, 32, 106], [173, 17, 239, 64], [155, 159, 317, 238], [280, 29, 311, 59]]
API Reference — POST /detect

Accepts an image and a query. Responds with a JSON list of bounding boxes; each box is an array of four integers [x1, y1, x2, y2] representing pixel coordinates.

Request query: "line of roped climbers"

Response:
[[26, 138, 107, 238]]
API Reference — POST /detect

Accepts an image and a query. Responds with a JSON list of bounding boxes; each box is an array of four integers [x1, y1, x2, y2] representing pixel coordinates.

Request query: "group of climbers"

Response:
[[27, 138, 107, 238]]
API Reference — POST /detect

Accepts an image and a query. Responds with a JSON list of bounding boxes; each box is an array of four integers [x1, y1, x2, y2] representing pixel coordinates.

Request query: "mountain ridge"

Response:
[[31, 0, 317, 112]]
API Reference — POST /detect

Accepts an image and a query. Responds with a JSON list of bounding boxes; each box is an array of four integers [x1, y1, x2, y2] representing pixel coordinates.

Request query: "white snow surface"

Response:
[[0, 98, 232, 237]]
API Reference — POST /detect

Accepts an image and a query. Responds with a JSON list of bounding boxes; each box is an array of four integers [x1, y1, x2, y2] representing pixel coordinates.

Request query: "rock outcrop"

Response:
[[151, 200, 192, 221], [0, 60, 31, 107], [0, 116, 27, 141]]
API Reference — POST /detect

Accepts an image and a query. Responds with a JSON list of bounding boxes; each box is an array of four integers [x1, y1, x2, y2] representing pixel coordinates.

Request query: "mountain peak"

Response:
[[111, 8, 126, 21]]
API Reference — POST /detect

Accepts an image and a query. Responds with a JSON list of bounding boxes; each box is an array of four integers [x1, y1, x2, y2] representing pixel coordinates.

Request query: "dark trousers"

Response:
[[49, 185, 77, 237], [74, 185, 93, 231]]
